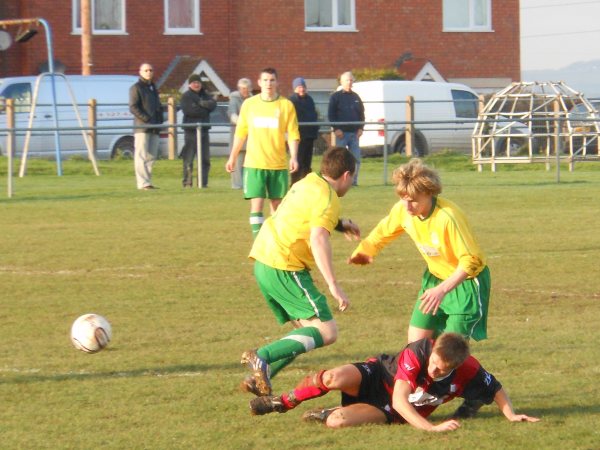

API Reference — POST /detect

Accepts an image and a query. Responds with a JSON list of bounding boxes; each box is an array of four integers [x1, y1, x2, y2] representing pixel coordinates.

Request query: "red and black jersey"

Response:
[[376, 338, 502, 418]]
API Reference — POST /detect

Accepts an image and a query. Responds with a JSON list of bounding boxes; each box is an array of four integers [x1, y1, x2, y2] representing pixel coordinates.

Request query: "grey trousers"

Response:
[[134, 132, 160, 189]]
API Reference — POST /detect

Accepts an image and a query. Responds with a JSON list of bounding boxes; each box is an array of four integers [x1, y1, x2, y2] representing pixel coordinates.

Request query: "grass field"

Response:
[[1, 154, 599, 449]]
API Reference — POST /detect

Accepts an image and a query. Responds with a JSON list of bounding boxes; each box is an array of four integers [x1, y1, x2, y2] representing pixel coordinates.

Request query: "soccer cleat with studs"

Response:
[[301, 407, 338, 424], [240, 349, 272, 396], [240, 375, 263, 397], [249, 395, 288, 415]]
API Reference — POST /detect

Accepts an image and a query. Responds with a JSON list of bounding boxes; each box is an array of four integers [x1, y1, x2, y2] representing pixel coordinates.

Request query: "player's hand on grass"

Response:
[[340, 219, 361, 241], [347, 252, 372, 265], [507, 414, 540, 423], [432, 419, 461, 432]]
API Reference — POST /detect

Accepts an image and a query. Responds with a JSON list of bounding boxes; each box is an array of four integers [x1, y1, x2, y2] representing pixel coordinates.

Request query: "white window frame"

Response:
[[164, 0, 201, 35], [72, 0, 127, 35], [443, 0, 492, 32], [305, 0, 356, 32]]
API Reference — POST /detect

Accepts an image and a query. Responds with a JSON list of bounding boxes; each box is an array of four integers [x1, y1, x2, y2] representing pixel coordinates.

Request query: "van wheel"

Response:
[[112, 136, 135, 160], [395, 135, 427, 157]]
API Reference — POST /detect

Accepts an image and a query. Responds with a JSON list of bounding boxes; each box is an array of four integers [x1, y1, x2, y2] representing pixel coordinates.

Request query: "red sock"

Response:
[[282, 370, 329, 409]]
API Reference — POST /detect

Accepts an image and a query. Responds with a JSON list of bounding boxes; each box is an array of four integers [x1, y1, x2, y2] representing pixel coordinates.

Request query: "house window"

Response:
[[72, 0, 126, 34], [443, 0, 491, 32], [165, 0, 201, 34], [305, 0, 356, 31]]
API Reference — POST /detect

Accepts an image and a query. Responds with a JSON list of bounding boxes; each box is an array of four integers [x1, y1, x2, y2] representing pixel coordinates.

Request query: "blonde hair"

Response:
[[432, 333, 470, 368], [391, 158, 442, 198]]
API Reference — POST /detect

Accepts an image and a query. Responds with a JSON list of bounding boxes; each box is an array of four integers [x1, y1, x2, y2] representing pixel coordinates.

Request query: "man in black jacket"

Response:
[[180, 74, 217, 188], [328, 72, 364, 186], [129, 63, 164, 190], [289, 77, 320, 185]]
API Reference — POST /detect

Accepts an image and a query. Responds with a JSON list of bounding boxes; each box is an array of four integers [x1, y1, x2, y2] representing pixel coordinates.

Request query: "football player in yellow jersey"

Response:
[[349, 159, 491, 345], [240, 147, 360, 397], [226, 67, 300, 238]]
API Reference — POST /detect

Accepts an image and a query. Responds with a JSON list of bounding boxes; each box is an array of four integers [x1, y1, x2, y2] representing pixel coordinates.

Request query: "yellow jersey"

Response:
[[235, 94, 300, 170], [353, 197, 486, 279], [250, 172, 340, 271]]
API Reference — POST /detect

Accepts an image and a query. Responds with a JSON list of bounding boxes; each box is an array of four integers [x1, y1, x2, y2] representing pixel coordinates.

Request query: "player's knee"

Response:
[[319, 322, 338, 345], [325, 409, 347, 428]]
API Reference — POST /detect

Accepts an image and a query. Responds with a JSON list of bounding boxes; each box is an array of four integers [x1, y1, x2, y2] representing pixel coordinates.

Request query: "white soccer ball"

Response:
[[70, 313, 112, 353]]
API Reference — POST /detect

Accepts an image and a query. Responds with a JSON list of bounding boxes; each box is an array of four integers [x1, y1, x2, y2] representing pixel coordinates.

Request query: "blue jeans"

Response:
[[336, 131, 361, 185]]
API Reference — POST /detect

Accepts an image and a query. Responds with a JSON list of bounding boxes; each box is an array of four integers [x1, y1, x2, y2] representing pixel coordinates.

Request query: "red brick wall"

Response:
[[2, 0, 519, 94], [231, 0, 520, 94]]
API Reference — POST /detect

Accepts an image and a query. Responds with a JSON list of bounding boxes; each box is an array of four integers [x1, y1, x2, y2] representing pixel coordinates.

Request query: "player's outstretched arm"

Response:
[[494, 388, 540, 423], [392, 380, 461, 432]]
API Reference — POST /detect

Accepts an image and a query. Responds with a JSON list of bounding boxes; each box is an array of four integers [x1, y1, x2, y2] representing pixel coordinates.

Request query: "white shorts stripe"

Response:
[[467, 276, 484, 338], [292, 272, 320, 318]]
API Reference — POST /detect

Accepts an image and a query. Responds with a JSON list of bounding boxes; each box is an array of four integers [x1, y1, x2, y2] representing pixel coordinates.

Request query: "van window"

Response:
[[451, 89, 478, 118], [0, 82, 32, 113]]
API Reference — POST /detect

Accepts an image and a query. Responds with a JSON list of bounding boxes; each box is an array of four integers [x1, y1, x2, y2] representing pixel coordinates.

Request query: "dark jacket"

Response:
[[129, 78, 163, 133], [289, 92, 320, 140], [328, 89, 365, 133], [180, 87, 217, 132]]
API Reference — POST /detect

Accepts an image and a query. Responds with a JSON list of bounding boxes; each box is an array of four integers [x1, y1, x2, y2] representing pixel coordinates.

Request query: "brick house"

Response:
[[1, 0, 519, 101]]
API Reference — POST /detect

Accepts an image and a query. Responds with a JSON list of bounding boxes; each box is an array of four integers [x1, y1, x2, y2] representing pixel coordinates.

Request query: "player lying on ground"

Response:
[[249, 333, 540, 430]]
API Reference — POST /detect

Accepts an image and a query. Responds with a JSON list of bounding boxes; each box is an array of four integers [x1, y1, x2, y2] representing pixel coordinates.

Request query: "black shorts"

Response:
[[341, 360, 402, 424]]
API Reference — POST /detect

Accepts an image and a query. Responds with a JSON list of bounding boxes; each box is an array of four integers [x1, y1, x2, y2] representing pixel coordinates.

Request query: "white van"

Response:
[[351, 80, 479, 156], [0, 74, 138, 159]]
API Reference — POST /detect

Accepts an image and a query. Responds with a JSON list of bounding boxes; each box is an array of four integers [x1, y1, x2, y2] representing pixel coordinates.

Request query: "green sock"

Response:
[[249, 212, 264, 239], [269, 356, 295, 378], [257, 327, 324, 366]]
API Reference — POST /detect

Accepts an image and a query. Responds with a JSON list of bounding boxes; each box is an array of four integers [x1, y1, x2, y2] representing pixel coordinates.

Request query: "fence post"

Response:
[[383, 121, 389, 185], [168, 96, 177, 160], [553, 98, 561, 182], [477, 95, 485, 173], [406, 95, 414, 157], [6, 99, 14, 198], [88, 99, 97, 157], [196, 125, 203, 188]]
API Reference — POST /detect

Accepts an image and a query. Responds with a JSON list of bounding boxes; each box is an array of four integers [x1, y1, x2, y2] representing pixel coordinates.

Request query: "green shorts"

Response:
[[244, 168, 288, 200], [254, 261, 333, 324], [409, 266, 491, 341]]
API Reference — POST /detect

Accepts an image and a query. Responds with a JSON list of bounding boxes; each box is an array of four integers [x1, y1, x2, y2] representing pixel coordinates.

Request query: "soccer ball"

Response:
[[70, 313, 112, 353]]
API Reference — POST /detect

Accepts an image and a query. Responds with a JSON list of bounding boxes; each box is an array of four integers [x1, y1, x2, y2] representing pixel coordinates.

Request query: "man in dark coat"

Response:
[[180, 74, 217, 187], [129, 63, 164, 190], [289, 77, 320, 185]]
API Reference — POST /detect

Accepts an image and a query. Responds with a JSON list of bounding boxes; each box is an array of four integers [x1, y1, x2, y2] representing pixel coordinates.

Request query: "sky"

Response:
[[520, 0, 600, 71]]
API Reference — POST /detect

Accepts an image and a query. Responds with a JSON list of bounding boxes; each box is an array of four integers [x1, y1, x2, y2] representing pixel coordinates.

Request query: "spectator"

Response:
[[328, 71, 364, 186], [129, 63, 164, 190], [180, 74, 217, 188], [227, 78, 253, 189], [289, 77, 320, 185]]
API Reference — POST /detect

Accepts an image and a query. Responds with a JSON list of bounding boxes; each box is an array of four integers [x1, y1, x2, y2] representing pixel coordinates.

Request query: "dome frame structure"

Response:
[[472, 81, 600, 171]]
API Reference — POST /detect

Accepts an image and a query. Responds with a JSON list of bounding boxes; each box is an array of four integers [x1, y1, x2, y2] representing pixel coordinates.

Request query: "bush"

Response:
[[352, 68, 405, 81]]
